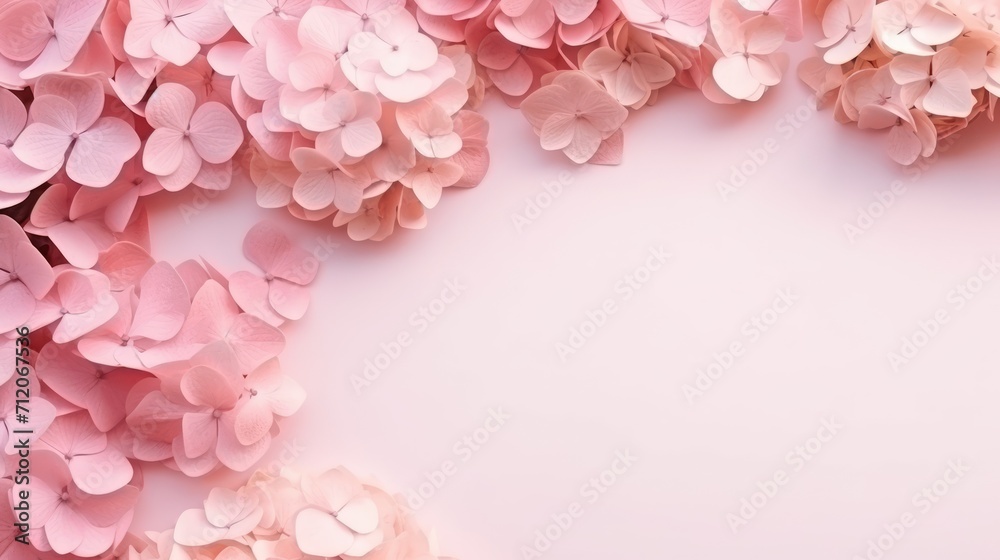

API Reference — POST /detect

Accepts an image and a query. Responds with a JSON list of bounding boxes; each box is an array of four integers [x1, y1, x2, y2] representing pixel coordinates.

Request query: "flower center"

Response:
[[249, 388, 258, 397], [213, 410, 223, 418], [60, 490, 70, 502], [265, 273, 274, 281], [60, 307, 68, 315], [121, 334, 130, 346], [70, 132, 79, 140], [3, 139, 12, 148], [8, 272, 18, 281]]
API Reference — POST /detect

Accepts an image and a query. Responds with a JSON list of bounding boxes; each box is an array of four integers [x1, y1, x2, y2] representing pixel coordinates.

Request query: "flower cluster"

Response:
[[480, 0, 806, 163], [0, 0, 805, 239], [0, 0, 491, 241], [802, 0, 996, 164], [0, 213, 309, 558], [126, 466, 454, 560]]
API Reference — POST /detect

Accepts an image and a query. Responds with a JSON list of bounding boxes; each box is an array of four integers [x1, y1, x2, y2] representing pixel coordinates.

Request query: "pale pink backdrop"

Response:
[[135, 40, 1000, 559]]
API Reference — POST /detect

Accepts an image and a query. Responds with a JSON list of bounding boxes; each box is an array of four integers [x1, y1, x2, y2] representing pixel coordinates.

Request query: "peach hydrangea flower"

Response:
[[521, 71, 629, 163]]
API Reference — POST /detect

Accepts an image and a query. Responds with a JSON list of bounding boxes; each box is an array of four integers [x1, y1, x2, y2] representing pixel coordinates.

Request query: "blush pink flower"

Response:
[[890, 47, 977, 118], [304, 91, 384, 161], [36, 342, 148, 432], [236, 358, 304, 446], [36, 411, 135, 495], [399, 156, 463, 208], [290, 148, 369, 212], [612, 0, 711, 47], [124, 0, 233, 66], [294, 468, 383, 557], [342, 10, 455, 102], [0, 214, 55, 333], [26, 183, 119, 269], [157, 280, 286, 371], [28, 449, 139, 556], [816, 0, 875, 64], [332, 196, 387, 241], [0, 89, 55, 195], [11, 75, 140, 188], [280, 51, 350, 124], [76, 262, 191, 370], [476, 32, 557, 100], [142, 83, 244, 192], [229, 221, 318, 323], [872, 0, 962, 56], [396, 100, 463, 158], [582, 45, 676, 108], [0, 0, 106, 80], [171, 345, 272, 474], [520, 71, 628, 163], [712, 15, 786, 101], [27, 268, 119, 343]]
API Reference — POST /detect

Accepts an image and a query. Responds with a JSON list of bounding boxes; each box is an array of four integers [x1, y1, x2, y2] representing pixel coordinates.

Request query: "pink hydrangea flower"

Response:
[[521, 71, 628, 163], [27, 449, 139, 556], [143, 83, 244, 192], [124, 0, 232, 66], [12, 75, 140, 188]]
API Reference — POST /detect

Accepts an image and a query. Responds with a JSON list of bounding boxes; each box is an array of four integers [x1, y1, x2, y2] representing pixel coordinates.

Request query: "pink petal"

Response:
[[71, 449, 134, 495], [131, 261, 190, 341], [268, 279, 310, 320], [96, 242, 154, 291], [145, 82, 196, 130], [294, 508, 355, 557], [0, 281, 35, 333], [66, 118, 141, 187], [228, 271, 284, 326], [54, 0, 107, 61], [151, 23, 201, 66], [189, 102, 244, 164], [13, 239, 55, 297], [11, 122, 71, 172], [0, 3, 52, 62], [225, 312, 286, 370]]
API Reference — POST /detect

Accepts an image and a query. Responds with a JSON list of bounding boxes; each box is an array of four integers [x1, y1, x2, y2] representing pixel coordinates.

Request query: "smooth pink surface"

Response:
[[137, 76, 1000, 558]]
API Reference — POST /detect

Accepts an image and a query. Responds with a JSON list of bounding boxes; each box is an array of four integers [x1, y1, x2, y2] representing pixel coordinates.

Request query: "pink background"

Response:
[[136, 42, 1000, 559]]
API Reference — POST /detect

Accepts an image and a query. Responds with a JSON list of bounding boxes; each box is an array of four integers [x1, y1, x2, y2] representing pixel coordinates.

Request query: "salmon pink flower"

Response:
[[521, 71, 628, 163]]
